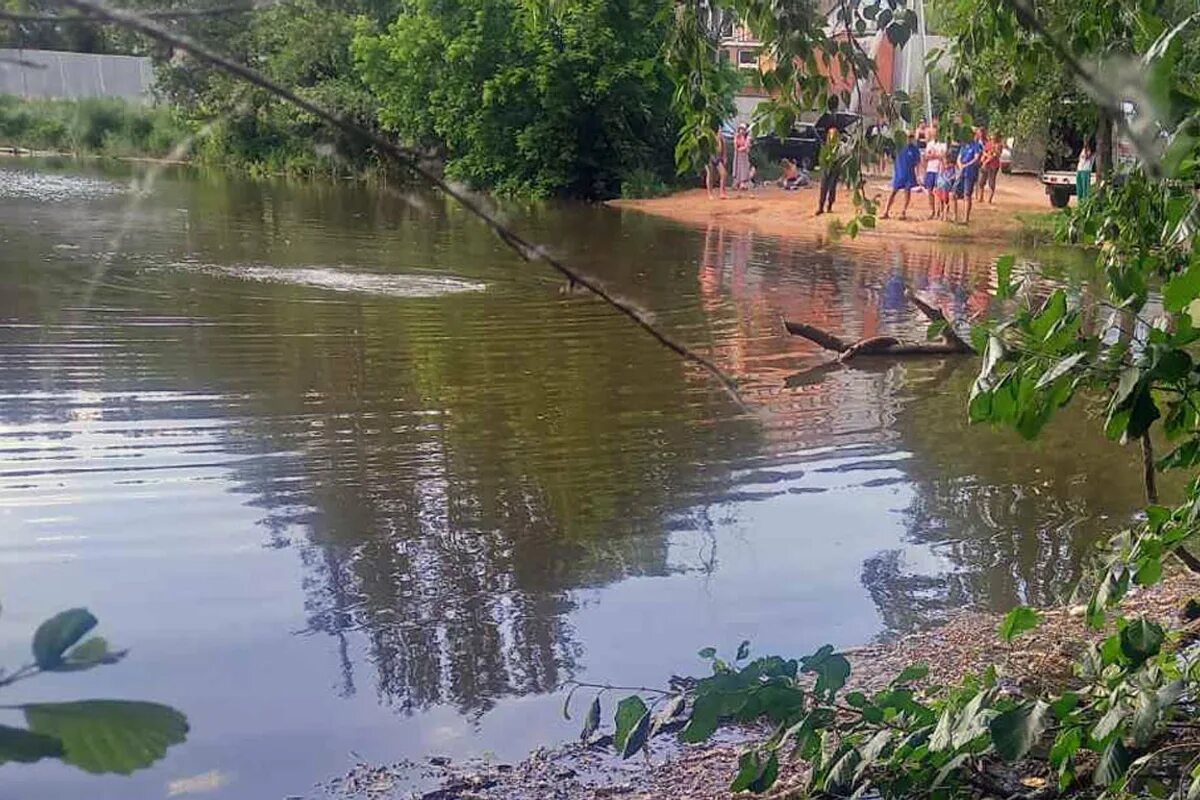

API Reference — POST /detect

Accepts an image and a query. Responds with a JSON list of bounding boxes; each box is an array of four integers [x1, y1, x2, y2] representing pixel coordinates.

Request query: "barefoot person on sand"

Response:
[[953, 127, 984, 224], [732, 123, 752, 192], [921, 126, 945, 219], [978, 130, 1002, 204], [705, 126, 728, 199], [882, 131, 920, 220]]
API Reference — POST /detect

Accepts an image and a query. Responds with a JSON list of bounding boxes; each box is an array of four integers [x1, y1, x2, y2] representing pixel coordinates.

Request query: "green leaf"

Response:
[[698, 647, 716, 659], [930, 707, 955, 752], [995, 254, 1016, 299], [620, 710, 651, 759], [1034, 353, 1085, 391], [60, 637, 125, 671], [22, 701, 187, 775], [989, 700, 1049, 761], [1050, 693, 1079, 720], [731, 749, 779, 792], [1093, 738, 1131, 787], [1120, 618, 1165, 665], [650, 694, 685, 739], [1092, 705, 1126, 742], [680, 693, 721, 743], [998, 606, 1042, 642], [1049, 727, 1082, 768], [891, 664, 929, 685], [933, 752, 969, 788], [32, 609, 97, 670], [1158, 439, 1200, 471], [926, 319, 949, 341], [0, 724, 64, 765], [580, 696, 601, 742], [1164, 262, 1200, 312], [736, 640, 751, 661], [801, 645, 851, 699], [613, 696, 648, 752]]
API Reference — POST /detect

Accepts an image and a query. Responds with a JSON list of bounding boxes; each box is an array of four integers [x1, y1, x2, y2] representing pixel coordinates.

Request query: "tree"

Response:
[[352, 0, 682, 198]]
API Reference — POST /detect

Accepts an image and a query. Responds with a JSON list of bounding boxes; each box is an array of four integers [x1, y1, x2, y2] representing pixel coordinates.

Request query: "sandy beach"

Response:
[[611, 173, 1054, 244]]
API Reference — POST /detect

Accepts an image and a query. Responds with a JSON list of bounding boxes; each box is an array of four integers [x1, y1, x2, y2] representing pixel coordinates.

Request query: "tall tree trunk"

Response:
[[1096, 107, 1115, 179]]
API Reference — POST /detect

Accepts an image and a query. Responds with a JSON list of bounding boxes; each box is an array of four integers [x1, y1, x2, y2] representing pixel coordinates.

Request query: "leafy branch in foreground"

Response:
[[569, 617, 1197, 798], [0, 607, 188, 774]]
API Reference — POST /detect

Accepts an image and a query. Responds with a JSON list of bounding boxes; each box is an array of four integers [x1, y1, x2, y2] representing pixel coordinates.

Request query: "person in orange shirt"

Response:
[[978, 131, 1003, 204]]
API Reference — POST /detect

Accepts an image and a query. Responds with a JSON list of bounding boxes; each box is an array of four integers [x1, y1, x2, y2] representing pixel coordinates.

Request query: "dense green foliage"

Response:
[[0, 94, 190, 156], [0, 607, 188, 774], [352, 0, 682, 197]]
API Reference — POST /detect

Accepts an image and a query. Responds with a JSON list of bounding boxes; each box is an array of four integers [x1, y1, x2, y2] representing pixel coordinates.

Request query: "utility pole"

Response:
[[918, 0, 933, 122]]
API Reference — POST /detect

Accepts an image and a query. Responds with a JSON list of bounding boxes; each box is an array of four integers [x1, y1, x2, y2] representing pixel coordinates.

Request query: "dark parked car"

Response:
[[754, 123, 821, 170]]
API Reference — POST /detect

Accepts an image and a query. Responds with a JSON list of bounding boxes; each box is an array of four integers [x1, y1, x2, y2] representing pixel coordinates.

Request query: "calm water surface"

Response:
[[0, 162, 1140, 798]]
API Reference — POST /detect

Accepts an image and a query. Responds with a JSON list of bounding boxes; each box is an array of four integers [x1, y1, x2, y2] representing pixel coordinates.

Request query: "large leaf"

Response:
[[998, 606, 1042, 642], [990, 700, 1049, 761], [620, 711, 651, 759], [0, 724, 64, 765], [995, 254, 1016, 299], [800, 645, 851, 699], [612, 696, 647, 753], [23, 701, 188, 775], [32, 609, 97, 670], [1120, 618, 1165, 665], [1093, 738, 1131, 787], [680, 693, 721, 743], [580, 696, 601, 742], [53, 637, 128, 673]]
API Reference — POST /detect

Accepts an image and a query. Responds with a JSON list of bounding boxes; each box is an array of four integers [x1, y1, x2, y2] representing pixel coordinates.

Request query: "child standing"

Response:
[[936, 161, 957, 221]]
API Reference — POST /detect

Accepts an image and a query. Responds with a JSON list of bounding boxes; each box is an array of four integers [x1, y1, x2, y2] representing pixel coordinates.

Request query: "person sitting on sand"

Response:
[[779, 158, 809, 190], [882, 131, 921, 220]]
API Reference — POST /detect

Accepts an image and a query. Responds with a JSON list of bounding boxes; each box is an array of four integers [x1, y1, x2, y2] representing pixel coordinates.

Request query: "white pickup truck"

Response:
[[1041, 170, 1076, 208]]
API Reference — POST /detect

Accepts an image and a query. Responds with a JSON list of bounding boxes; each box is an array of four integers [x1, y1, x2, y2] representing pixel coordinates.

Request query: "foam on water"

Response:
[[193, 263, 487, 297], [0, 169, 127, 201]]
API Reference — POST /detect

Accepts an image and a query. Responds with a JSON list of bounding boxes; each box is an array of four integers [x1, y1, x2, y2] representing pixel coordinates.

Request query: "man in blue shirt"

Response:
[[882, 131, 921, 220], [954, 127, 985, 224]]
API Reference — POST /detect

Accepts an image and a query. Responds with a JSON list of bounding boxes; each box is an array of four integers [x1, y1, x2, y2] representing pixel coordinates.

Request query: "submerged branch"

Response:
[[785, 293, 975, 362]]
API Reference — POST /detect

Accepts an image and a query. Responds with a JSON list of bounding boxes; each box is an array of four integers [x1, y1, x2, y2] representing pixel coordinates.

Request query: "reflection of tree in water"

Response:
[[0, 176, 761, 718], [862, 360, 1153, 634]]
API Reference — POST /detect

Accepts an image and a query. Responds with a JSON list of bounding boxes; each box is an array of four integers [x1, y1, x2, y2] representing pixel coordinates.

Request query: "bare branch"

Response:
[[48, 0, 746, 408]]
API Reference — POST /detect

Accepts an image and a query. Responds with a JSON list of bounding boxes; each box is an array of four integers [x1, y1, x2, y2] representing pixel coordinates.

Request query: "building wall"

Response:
[[0, 49, 153, 102]]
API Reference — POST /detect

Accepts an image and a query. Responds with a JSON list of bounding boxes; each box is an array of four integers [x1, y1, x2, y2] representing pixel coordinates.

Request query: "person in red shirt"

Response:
[[978, 131, 1003, 204]]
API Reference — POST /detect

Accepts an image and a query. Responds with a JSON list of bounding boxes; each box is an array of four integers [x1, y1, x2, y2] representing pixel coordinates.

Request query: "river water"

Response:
[[0, 161, 1142, 798]]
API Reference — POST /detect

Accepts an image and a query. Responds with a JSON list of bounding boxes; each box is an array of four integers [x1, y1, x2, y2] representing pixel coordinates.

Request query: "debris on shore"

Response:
[[321, 570, 1200, 800]]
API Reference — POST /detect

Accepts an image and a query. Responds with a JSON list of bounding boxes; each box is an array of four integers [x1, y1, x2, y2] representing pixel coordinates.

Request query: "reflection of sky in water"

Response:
[[0, 162, 1140, 799]]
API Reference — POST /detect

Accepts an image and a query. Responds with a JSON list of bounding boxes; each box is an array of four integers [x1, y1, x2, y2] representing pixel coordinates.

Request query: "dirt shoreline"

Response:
[[326, 570, 1200, 800], [609, 173, 1055, 245]]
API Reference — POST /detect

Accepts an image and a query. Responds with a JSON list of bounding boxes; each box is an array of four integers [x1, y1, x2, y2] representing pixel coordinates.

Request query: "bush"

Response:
[[0, 95, 193, 158]]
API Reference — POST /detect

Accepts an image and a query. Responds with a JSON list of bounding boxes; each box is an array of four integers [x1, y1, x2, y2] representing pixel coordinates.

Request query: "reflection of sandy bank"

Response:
[[612, 174, 1049, 245], [692, 224, 1007, 450]]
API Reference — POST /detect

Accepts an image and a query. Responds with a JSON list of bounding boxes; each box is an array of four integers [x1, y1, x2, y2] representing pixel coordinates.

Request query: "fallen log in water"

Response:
[[784, 291, 976, 362]]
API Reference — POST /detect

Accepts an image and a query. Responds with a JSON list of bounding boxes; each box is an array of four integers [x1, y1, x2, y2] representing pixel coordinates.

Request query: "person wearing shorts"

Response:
[[921, 131, 945, 219], [954, 128, 984, 224], [882, 131, 921, 220], [936, 162, 957, 221]]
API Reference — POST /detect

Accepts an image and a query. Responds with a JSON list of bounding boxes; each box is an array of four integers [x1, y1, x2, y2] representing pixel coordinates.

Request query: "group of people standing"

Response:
[[704, 119, 1006, 227], [881, 124, 1003, 224]]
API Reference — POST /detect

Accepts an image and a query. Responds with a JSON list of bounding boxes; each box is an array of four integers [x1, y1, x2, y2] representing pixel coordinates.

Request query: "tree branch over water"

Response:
[[47, 0, 748, 409]]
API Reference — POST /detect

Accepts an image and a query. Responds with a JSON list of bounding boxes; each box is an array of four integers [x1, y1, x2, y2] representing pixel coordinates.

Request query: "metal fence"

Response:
[[0, 49, 153, 102]]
